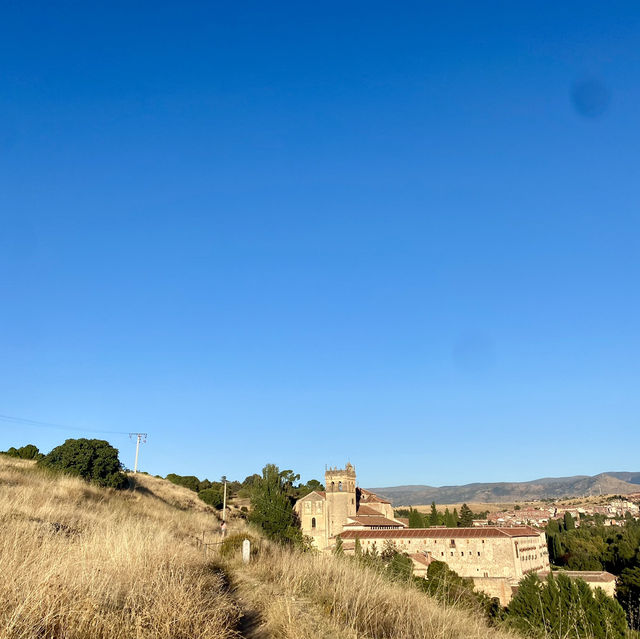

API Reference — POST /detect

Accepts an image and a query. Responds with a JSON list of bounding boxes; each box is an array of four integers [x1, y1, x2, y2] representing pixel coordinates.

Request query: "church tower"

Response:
[[325, 463, 357, 539]]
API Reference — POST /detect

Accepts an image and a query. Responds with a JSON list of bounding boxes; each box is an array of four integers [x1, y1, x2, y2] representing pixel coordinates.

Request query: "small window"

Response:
[[450, 552, 454, 556], [461, 552, 464, 556], [477, 552, 480, 556], [441, 552, 444, 556], [338, 481, 343, 492], [311, 517, 316, 529]]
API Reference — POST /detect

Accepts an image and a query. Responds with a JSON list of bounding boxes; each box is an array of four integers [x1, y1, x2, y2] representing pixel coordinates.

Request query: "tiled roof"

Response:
[[547, 571, 617, 583], [359, 488, 391, 504], [343, 516, 405, 528], [356, 505, 382, 516], [409, 553, 431, 567], [338, 526, 542, 540]]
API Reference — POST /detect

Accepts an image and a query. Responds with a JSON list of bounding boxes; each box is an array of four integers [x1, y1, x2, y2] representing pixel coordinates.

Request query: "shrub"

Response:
[[2, 444, 43, 460], [220, 532, 259, 558], [198, 486, 224, 509], [165, 473, 201, 492], [39, 438, 128, 489]]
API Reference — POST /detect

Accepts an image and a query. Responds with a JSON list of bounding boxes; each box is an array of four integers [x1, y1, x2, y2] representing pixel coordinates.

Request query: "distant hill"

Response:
[[369, 472, 640, 506]]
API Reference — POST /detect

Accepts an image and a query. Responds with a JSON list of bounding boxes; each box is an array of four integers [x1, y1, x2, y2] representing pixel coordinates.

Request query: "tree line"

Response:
[[395, 502, 485, 528], [547, 513, 640, 631]]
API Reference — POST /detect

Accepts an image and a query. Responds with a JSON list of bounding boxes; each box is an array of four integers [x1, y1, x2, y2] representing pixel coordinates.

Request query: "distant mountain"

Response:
[[368, 472, 640, 506]]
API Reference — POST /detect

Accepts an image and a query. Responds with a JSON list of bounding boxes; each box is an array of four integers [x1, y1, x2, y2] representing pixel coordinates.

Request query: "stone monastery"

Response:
[[294, 463, 550, 604]]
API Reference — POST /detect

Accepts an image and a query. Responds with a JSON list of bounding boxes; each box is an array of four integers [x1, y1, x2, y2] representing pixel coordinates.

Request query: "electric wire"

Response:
[[0, 413, 131, 436]]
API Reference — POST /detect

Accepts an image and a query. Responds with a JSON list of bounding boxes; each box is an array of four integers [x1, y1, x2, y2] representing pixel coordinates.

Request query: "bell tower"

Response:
[[325, 462, 357, 539]]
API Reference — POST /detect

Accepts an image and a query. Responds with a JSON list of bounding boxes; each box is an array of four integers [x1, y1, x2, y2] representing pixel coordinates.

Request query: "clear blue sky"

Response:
[[1, 2, 639, 488]]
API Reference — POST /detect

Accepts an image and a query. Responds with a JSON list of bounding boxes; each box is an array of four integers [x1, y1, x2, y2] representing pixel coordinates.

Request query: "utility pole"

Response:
[[222, 475, 227, 521], [129, 433, 147, 473]]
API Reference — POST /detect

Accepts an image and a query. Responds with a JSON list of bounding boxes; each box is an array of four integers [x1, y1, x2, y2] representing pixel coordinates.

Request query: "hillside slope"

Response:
[[370, 471, 640, 505], [1, 455, 526, 639], [0, 456, 238, 639]]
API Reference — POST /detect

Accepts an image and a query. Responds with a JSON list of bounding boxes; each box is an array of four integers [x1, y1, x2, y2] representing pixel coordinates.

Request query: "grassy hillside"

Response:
[[0, 455, 524, 639], [0, 456, 238, 639]]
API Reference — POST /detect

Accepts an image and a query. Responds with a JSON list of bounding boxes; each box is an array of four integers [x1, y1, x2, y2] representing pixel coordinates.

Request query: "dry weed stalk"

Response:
[[0, 457, 239, 639]]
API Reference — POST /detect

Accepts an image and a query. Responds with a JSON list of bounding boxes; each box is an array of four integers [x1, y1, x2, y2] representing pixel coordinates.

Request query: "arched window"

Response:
[[311, 517, 316, 528], [331, 481, 335, 491], [338, 481, 343, 491]]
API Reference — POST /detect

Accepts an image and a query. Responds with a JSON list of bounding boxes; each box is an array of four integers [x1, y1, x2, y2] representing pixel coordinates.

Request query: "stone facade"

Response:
[[294, 463, 405, 550], [295, 464, 562, 605], [338, 527, 549, 604]]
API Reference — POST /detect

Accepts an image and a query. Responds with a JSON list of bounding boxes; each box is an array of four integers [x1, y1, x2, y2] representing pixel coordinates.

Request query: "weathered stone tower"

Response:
[[325, 463, 357, 539]]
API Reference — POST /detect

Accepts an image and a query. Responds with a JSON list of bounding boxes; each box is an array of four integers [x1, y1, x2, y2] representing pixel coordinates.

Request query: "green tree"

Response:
[[3, 444, 42, 460], [334, 535, 344, 556], [296, 478, 325, 498], [564, 511, 575, 531], [616, 566, 640, 630], [429, 501, 439, 526], [549, 533, 564, 564], [248, 463, 302, 545], [408, 508, 424, 528], [381, 539, 398, 561], [444, 508, 456, 528], [459, 503, 474, 527], [354, 537, 362, 557], [387, 552, 413, 581], [507, 572, 626, 639], [198, 486, 224, 509], [165, 474, 201, 492], [39, 438, 128, 489]]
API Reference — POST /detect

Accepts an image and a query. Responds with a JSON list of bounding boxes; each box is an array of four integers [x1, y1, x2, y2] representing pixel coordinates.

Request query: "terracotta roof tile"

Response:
[[338, 526, 542, 540], [343, 516, 404, 528]]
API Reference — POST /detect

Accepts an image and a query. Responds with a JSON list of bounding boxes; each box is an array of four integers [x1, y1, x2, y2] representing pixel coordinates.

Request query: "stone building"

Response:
[[294, 463, 406, 550], [294, 464, 550, 604], [339, 526, 549, 604]]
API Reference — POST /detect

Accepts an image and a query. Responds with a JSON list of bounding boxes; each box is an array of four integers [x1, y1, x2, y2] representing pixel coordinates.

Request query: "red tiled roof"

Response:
[[409, 553, 431, 567], [359, 488, 391, 504], [343, 516, 404, 528], [356, 505, 382, 516], [338, 526, 542, 540], [542, 571, 616, 583]]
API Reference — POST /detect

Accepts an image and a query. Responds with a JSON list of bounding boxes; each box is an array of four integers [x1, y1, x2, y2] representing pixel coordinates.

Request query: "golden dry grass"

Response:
[[224, 543, 522, 639], [0, 457, 239, 639]]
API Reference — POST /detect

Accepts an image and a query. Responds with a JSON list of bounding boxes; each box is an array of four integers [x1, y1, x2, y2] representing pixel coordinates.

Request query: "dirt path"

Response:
[[235, 594, 270, 639]]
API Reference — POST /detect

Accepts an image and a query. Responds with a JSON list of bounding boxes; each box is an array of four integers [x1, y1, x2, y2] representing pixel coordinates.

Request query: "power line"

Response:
[[0, 413, 130, 436]]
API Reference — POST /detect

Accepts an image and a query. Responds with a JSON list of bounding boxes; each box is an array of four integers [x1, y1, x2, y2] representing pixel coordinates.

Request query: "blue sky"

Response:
[[1, 2, 639, 488]]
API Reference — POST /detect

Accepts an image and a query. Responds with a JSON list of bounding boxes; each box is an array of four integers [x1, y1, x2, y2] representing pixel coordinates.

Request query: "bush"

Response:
[[220, 532, 259, 558], [165, 473, 201, 492], [2, 444, 43, 460], [38, 438, 128, 489], [198, 486, 224, 509]]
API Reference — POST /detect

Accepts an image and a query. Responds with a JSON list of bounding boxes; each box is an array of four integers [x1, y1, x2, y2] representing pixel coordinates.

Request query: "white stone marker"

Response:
[[242, 539, 251, 564]]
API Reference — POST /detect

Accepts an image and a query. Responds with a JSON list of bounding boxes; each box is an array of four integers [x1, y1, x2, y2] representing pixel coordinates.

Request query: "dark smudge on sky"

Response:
[[571, 78, 611, 118]]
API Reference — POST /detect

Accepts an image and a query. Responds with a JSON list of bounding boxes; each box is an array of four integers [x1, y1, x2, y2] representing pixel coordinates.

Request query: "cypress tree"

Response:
[[429, 501, 439, 527], [563, 511, 575, 531], [408, 508, 424, 528], [459, 503, 474, 527], [444, 508, 456, 528], [354, 537, 362, 557]]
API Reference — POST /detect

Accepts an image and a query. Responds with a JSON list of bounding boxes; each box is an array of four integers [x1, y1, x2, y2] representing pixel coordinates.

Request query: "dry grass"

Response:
[[224, 543, 521, 639], [0, 457, 239, 639]]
